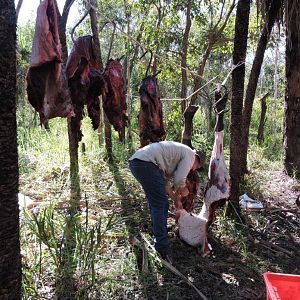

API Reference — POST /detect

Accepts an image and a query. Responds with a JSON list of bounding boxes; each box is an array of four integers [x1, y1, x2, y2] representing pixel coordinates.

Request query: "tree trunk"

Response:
[[105, 113, 113, 161], [57, 0, 81, 211], [229, 0, 250, 210], [90, 0, 105, 147], [273, 27, 279, 142], [55, 2, 78, 298], [285, 0, 300, 178], [0, 1, 21, 298], [181, 105, 199, 148], [98, 96, 104, 145], [124, 0, 133, 144], [257, 93, 269, 143], [180, 0, 192, 114], [15, 0, 23, 22], [240, 0, 282, 175]]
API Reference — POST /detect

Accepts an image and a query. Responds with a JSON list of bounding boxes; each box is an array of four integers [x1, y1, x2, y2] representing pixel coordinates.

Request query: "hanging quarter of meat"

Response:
[[181, 170, 200, 212], [102, 59, 127, 141], [66, 35, 105, 143], [26, 0, 74, 124], [176, 87, 230, 256], [138, 75, 166, 147]]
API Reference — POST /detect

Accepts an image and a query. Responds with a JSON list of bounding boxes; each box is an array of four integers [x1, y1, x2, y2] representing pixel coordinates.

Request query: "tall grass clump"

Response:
[[20, 204, 120, 299]]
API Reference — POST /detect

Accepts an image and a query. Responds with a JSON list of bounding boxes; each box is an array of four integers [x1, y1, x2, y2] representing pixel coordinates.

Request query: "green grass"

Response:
[[18, 95, 289, 299]]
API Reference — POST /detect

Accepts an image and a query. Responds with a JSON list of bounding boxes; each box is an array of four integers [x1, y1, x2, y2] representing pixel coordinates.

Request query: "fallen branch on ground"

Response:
[[140, 233, 209, 300], [249, 235, 294, 257]]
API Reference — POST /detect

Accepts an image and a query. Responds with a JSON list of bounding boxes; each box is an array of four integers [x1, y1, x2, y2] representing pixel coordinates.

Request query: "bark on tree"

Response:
[[105, 114, 113, 161], [257, 93, 269, 143], [152, 2, 165, 74], [0, 1, 21, 298], [273, 27, 279, 142], [55, 2, 78, 298], [56, 0, 81, 211], [181, 105, 198, 148], [180, 0, 192, 114], [124, 0, 133, 144], [240, 0, 283, 175], [89, 0, 105, 146], [229, 0, 250, 209], [285, 0, 300, 178]]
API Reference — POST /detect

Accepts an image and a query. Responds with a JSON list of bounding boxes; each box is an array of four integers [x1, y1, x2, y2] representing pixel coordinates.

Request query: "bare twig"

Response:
[[249, 235, 294, 257]]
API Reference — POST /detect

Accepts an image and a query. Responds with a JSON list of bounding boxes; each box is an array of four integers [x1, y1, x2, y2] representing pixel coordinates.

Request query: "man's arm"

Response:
[[165, 183, 188, 209], [173, 152, 195, 189]]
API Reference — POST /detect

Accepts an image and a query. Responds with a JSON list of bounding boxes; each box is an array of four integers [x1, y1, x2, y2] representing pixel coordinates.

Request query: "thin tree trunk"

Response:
[[55, 2, 78, 298], [90, 0, 105, 147], [90, 0, 103, 70], [181, 105, 198, 148], [56, 0, 80, 210], [98, 96, 104, 145], [105, 114, 113, 161], [284, 0, 300, 178], [257, 92, 269, 143], [273, 29, 279, 143], [15, 0, 23, 22], [229, 0, 250, 211], [0, 1, 21, 298], [151, 3, 165, 74], [180, 0, 192, 114], [240, 0, 282, 176], [124, 0, 133, 144]]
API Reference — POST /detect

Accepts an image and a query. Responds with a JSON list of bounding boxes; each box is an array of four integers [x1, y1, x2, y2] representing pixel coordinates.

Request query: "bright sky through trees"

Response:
[[15, 0, 80, 25]]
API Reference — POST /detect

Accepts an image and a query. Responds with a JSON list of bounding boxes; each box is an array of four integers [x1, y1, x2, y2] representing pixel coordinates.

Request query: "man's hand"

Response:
[[165, 183, 175, 199], [175, 186, 189, 198]]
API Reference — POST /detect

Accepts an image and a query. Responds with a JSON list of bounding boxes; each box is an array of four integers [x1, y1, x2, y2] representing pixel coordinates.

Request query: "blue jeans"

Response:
[[129, 159, 169, 256]]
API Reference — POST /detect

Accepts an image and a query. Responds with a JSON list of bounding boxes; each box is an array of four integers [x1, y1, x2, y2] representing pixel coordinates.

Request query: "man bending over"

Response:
[[129, 141, 204, 259]]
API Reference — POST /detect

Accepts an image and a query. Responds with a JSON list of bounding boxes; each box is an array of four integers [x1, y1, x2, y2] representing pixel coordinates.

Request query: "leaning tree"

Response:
[[0, 0, 21, 299]]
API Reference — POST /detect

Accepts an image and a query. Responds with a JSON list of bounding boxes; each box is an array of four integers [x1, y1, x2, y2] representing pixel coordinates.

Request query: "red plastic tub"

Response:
[[263, 272, 300, 300]]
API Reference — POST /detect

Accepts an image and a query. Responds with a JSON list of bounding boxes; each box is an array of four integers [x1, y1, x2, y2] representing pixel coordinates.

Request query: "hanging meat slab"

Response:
[[102, 59, 127, 141], [138, 75, 166, 147], [181, 170, 200, 212], [176, 88, 230, 256], [26, 0, 74, 124], [66, 35, 105, 142]]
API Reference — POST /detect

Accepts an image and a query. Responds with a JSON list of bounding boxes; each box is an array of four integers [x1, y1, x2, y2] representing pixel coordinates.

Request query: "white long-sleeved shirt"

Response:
[[129, 141, 196, 188]]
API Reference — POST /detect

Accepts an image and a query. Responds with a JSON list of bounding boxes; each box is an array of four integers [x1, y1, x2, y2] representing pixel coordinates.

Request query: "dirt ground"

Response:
[[128, 170, 300, 300]]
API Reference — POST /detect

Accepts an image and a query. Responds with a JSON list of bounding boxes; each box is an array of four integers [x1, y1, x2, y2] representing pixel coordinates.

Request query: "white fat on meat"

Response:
[[177, 209, 206, 247]]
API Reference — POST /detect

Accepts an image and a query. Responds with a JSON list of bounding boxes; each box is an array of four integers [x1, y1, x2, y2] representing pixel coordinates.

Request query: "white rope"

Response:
[[161, 75, 219, 101]]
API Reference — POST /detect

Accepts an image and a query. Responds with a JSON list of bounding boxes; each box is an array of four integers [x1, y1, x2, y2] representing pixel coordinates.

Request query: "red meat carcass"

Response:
[[66, 35, 105, 143], [176, 87, 230, 255], [138, 75, 166, 147], [181, 170, 200, 212], [26, 0, 74, 124], [102, 59, 127, 141]]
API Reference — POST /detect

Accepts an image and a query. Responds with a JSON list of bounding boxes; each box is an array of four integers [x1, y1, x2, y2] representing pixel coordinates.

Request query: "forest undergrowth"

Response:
[[18, 114, 300, 300]]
